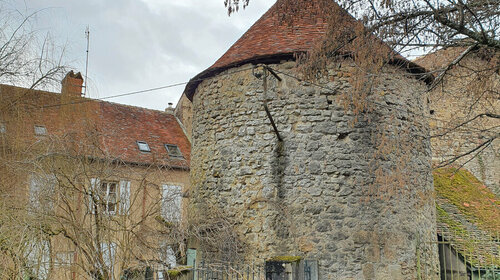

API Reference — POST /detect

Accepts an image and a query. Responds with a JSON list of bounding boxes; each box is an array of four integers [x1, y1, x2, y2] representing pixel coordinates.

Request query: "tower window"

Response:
[[165, 144, 183, 158], [137, 141, 151, 152], [34, 125, 47, 135], [0, 123, 5, 133]]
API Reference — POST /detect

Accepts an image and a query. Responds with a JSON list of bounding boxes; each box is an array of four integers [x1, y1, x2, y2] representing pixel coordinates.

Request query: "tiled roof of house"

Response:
[[434, 168, 500, 268], [0, 84, 190, 168], [184, 0, 431, 101], [98, 101, 190, 167], [414, 47, 469, 72]]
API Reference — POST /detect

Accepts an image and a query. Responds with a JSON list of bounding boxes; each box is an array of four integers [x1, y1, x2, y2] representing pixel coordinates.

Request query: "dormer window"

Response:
[[0, 123, 5, 134], [165, 144, 183, 158], [34, 125, 47, 135], [137, 141, 151, 152]]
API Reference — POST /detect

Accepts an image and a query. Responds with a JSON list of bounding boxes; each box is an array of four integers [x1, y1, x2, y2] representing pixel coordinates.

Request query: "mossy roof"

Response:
[[434, 168, 500, 268]]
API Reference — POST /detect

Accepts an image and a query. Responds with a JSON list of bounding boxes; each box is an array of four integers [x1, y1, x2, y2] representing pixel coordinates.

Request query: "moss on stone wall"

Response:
[[267, 256, 302, 263], [167, 266, 192, 278]]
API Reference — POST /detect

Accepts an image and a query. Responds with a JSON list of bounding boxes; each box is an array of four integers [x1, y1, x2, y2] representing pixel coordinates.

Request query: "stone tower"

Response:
[[184, 0, 439, 279]]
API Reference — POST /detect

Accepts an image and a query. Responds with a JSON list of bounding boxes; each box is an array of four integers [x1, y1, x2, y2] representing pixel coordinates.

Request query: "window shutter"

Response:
[[119, 180, 131, 215], [29, 174, 42, 211], [100, 242, 117, 274], [88, 178, 99, 214], [161, 185, 182, 221]]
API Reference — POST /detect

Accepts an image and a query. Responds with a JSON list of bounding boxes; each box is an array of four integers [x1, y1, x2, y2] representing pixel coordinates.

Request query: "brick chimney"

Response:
[[61, 71, 83, 97]]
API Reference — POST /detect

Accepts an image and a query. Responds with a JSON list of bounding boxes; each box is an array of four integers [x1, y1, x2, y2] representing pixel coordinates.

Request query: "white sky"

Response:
[[9, 0, 275, 110]]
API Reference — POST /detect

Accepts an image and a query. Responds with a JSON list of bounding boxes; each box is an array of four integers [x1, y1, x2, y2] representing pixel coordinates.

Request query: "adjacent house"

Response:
[[434, 168, 499, 280], [416, 47, 499, 197], [0, 72, 190, 279], [416, 47, 500, 280]]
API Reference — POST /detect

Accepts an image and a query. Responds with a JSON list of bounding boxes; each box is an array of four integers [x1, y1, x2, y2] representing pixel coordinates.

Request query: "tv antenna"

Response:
[[83, 26, 90, 97]]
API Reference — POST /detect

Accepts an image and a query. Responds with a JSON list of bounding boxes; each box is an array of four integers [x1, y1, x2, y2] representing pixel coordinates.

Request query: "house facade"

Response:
[[0, 72, 191, 279], [416, 47, 500, 196], [417, 46, 500, 280]]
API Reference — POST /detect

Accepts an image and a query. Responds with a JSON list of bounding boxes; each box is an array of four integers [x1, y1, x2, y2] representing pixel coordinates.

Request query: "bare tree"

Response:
[[226, 0, 500, 51], [224, 0, 499, 175], [0, 115, 189, 279], [0, 1, 66, 103]]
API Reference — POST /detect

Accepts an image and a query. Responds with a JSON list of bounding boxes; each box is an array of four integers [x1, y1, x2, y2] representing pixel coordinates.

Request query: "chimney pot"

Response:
[[165, 102, 174, 114]]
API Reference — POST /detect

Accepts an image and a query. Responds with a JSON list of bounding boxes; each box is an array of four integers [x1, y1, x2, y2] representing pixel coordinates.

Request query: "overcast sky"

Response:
[[10, 0, 274, 110]]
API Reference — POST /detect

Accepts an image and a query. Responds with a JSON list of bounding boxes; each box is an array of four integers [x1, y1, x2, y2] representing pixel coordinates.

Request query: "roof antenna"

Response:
[[83, 26, 90, 97]]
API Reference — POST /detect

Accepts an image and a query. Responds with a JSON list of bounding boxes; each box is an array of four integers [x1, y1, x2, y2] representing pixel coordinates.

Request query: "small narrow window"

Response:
[[165, 144, 183, 158], [0, 123, 5, 133], [137, 141, 151, 152], [34, 125, 47, 135]]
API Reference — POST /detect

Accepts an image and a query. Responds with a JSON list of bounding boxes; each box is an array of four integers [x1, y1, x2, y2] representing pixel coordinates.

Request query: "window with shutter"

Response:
[[29, 173, 56, 214], [88, 178, 100, 214], [161, 185, 182, 222], [89, 179, 127, 216], [119, 180, 131, 215], [99, 242, 116, 277], [25, 239, 51, 279]]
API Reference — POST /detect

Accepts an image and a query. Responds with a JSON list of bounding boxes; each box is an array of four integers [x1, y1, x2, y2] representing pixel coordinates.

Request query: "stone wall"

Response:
[[190, 59, 439, 279], [428, 53, 500, 196], [175, 93, 193, 142]]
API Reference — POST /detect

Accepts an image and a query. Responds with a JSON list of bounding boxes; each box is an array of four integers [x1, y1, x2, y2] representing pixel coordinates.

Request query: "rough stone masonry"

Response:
[[189, 59, 439, 280]]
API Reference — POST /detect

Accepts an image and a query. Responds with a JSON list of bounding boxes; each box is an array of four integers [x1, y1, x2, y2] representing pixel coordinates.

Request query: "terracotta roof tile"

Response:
[[210, 2, 333, 70], [184, 0, 431, 100], [98, 101, 190, 167], [0, 84, 190, 168]]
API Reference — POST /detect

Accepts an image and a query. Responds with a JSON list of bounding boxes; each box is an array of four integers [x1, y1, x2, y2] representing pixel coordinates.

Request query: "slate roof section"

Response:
[[184, 0, 432, 101]]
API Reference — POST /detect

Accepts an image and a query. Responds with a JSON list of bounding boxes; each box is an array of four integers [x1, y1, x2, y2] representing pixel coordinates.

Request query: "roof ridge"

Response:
[[0, 83, 172, 114]]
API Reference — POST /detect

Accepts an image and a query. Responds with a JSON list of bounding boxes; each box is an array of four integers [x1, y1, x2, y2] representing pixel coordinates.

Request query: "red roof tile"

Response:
[[0, 84, 190, 168], [210, 2, 335, 70], [184, 0, 431, 101], [98, 101, 190, 167]]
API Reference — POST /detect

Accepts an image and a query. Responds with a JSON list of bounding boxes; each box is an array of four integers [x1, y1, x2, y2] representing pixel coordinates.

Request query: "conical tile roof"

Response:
[[184, 0, 431, 100], [210, 2, 341, 70]]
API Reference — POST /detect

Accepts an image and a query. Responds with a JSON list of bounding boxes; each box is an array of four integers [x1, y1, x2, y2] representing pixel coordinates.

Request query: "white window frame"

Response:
[[137, 141, 151, 152], [89, 179, 130, 216], [99, 181, 118, 215], [34, 125, 47, 135]]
